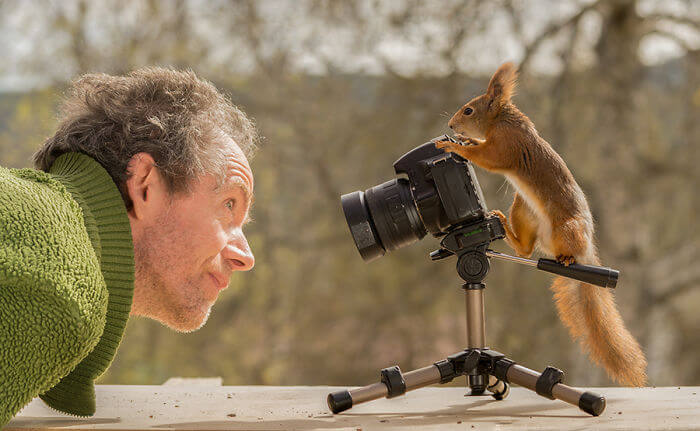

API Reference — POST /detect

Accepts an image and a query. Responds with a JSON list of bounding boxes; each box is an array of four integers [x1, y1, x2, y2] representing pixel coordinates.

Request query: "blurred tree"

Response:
[[0, 0, 698, 387], [0, 89, 57, 167], [504, 0, 700, 381]]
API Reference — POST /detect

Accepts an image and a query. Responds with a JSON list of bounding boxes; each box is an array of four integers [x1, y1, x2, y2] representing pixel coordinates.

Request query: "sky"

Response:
[[0, 0, 698, 92]]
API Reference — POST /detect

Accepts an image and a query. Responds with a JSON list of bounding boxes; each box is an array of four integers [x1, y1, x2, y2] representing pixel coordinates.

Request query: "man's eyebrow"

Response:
[[215, 178, 253, 207]]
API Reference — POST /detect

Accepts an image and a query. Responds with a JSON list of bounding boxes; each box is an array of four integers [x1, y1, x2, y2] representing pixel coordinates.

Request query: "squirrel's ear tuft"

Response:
[[486, 62, 518, 109]]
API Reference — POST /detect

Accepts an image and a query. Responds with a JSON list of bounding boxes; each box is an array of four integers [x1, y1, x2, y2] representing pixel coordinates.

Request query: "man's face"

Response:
[[127, 136, 255, 332]]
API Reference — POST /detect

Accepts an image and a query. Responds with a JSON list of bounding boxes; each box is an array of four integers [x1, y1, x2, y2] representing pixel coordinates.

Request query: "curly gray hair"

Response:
[[33, 66, 257, 210]]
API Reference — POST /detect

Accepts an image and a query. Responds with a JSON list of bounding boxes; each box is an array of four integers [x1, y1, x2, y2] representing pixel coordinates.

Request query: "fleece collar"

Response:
[[39, 152, 134, 417]]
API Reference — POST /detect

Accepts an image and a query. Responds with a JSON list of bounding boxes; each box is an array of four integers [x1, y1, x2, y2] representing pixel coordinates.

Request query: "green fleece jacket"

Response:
[[0, 152, 134, 427]]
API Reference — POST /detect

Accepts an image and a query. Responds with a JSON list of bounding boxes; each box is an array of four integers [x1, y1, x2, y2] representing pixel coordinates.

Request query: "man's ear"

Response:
[[486, 62, 518, 111], [125, 152, 163, 220]]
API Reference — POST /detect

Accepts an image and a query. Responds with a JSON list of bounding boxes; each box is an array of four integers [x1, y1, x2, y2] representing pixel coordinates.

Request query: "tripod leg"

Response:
[[464, 283, 487, 395], [502, 362, 606, 416], [328, 364, 443, 413], [328, 350, 481, 413]]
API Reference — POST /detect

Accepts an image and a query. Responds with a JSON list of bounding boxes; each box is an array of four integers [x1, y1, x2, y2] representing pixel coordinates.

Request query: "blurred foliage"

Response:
[[0, 0, 698, 388]]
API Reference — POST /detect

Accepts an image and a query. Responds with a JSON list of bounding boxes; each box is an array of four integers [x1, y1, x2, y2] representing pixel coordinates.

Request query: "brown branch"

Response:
[[504, 0, 526, 42], [438, 0, 481, 76], [232, 0, 290, 78], [549, 21, 582, 148], [520, 0, 604, 74], [646, 29, 699, 53], [649, 243, 700, 304], [645, 13, 700, 32], [370, 48, 403, 79], [653, 282, 699, 306], [650, 243, 697, 280]]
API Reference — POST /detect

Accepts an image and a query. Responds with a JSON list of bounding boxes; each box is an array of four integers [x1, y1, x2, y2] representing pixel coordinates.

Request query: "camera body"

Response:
[[341, 136, 491, 262], [395, 136, 488, 234]]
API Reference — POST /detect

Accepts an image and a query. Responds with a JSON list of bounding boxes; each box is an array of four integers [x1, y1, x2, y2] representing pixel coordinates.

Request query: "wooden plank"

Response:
[[8, 385, 699, 430], [162, 378, 223, 387]]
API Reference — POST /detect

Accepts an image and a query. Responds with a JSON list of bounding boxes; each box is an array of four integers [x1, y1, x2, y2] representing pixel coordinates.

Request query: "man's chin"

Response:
[[153, 304, 212, 333]]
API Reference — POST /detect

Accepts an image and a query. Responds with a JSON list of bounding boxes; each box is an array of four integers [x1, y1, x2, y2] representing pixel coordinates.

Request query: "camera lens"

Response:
[[341, 191, 385, 261], [341, 178, 427, 262]]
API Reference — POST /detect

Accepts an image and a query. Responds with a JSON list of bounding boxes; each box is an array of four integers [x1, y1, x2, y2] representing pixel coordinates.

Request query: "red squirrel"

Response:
[[436, 62, 647, 386]]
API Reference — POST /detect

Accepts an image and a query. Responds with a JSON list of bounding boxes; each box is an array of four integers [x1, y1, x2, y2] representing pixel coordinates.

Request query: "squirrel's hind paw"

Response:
[[489, 209, 507, 224], [556, 255, 576, 266]]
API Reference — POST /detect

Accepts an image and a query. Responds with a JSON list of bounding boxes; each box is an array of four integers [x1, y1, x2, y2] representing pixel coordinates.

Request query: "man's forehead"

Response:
[[213, 136, 254, 204], [217, 175, 253, 205]]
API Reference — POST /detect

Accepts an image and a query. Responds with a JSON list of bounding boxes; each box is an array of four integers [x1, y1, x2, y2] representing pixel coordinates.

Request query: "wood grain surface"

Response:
[[8, 385, 699, 430]]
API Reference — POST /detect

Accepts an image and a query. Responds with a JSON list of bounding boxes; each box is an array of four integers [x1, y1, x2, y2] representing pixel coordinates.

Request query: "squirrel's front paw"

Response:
[[435, 140, 459, 152], [455, 134, 479, 146]]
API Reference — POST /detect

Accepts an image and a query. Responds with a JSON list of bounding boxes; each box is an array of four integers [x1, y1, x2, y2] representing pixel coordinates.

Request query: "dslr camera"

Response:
[[341, 136, 505, 281]]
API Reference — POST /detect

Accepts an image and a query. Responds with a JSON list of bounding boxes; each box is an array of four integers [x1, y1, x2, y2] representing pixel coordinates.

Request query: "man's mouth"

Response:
[[209, 272, 229, 291]]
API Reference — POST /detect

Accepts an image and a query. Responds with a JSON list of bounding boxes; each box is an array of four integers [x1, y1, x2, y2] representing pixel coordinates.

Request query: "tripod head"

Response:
[[430, 214, 619, 288], [429, 215, 504, 284]]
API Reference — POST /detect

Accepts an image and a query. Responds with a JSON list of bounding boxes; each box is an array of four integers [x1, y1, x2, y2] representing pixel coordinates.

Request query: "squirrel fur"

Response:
[[436, 62, 647, 386]]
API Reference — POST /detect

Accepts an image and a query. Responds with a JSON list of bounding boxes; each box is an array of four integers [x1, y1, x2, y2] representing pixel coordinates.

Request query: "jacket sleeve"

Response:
[[0, 168, 107, 427]]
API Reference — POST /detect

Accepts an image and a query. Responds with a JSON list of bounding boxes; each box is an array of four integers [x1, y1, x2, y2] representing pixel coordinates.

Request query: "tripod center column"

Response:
[[464, 283, 486, 348]]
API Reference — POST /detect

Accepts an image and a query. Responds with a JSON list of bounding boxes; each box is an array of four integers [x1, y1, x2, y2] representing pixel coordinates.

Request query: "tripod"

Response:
[[328, 215, 617, 417]]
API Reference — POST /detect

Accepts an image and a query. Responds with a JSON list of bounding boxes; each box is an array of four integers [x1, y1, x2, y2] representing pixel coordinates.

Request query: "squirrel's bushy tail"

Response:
[[550, 276, 647, 386]]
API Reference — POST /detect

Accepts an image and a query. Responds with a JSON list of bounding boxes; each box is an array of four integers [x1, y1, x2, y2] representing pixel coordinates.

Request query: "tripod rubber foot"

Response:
[[328, 390, 353, 414], [579, 391, 606, 416], [490, 382, 509, 401]]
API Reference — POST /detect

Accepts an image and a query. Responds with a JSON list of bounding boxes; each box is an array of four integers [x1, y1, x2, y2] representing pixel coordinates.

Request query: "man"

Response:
[[0, 67, 256, 425]]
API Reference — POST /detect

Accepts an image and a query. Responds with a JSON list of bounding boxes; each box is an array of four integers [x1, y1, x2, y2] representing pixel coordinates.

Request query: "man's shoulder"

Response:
[[0, 165, 107, 317], [0, 165, 79, 211], [0, 165, 87, 242], [0, 165, 110, 427]]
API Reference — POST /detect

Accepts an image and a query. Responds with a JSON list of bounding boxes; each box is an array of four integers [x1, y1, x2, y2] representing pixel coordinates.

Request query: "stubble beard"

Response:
[[131, 213, 212, 333]]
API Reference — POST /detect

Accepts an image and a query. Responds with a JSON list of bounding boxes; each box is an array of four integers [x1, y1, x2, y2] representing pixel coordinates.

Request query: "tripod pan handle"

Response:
[[328, 390, 353, 413], [537, 259, 618, 288]]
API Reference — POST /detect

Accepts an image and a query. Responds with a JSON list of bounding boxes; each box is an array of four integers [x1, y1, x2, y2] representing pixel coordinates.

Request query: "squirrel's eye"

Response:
[[464, 107, 473, 115]]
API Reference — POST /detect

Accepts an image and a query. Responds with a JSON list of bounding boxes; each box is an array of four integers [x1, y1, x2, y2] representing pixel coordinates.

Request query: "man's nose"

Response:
[[222, 235, 255, 271]]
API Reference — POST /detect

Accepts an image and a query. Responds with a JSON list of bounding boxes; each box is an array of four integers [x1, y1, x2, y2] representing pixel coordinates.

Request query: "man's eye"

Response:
[[225, 199, 236, 210], [464, 107, 473, 115]]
